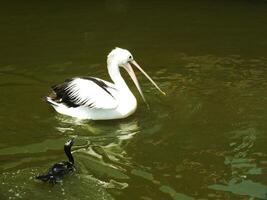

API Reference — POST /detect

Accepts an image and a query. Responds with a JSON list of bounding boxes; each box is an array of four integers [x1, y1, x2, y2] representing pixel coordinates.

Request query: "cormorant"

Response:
[[36, 138, 75, 184]]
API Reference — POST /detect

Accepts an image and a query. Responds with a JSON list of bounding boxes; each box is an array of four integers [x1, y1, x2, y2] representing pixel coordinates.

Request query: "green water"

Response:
[[1, 0, 267, 199]]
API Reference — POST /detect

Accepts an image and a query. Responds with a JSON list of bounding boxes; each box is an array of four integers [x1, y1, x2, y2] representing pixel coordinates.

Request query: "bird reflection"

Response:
[[55, 114, 139, 165]]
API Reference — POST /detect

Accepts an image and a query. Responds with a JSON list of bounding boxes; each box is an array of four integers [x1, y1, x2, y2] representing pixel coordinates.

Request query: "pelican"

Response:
[[45, 47, 165, 120]]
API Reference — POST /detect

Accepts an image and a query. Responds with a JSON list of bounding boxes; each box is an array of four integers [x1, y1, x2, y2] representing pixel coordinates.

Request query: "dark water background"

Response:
[[1, 0, 267, 199]]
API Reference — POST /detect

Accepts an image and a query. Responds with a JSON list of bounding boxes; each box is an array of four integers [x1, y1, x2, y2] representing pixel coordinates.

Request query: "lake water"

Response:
[[1, 0, 267, 199]]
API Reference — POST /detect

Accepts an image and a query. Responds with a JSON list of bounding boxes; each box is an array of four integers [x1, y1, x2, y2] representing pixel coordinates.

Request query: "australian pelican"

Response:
[[45, 47, 165, 120]]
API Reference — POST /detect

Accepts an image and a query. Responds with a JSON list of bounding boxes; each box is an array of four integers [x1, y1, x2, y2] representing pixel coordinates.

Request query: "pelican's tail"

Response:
[[43, 96, 59, 107]]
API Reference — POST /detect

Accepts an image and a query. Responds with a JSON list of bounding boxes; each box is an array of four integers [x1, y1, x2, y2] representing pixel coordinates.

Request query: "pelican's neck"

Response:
[[108, 61, 130, 92]]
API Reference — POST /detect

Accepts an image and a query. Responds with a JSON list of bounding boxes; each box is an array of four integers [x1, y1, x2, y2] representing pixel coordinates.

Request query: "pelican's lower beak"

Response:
[[123, 62, 147, 104], [123, 60, 165, 105], [130, 60, 166, 95]]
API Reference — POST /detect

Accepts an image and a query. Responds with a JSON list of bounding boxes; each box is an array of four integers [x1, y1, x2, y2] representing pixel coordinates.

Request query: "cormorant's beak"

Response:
[[123, 60, 166, 105], [65, 138, 75, 147]]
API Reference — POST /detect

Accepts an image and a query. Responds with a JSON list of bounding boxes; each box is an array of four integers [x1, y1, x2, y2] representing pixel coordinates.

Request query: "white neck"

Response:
[[107, 61, 131, 93]]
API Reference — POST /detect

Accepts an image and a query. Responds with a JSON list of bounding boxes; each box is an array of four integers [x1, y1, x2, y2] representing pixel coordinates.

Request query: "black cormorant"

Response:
[[36, 138, 75, 184]]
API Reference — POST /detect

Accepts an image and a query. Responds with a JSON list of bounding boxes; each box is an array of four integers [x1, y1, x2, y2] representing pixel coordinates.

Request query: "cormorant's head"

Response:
[[65, 138, 75, 147], [64, 138, 75, 164]]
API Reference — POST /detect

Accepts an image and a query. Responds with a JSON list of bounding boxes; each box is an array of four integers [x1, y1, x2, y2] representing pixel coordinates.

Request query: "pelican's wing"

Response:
[[50, 77, 118, 109]]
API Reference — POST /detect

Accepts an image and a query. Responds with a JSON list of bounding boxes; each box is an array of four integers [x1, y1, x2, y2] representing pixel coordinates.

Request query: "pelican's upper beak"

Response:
[[123, 60, 166, 105]]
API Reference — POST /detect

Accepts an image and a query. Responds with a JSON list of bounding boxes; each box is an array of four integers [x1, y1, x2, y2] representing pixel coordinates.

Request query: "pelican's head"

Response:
[[107, 47, 133, 66], [107, 47, 166, 104]]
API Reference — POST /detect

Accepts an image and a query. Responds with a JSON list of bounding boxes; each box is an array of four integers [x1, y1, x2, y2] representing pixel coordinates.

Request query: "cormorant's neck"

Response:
[[64, 145, 74, 164]]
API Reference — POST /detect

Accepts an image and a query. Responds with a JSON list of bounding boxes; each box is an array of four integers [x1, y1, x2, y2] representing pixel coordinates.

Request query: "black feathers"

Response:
[[51, 78, 80, 108], [48, 77, 114, 108]]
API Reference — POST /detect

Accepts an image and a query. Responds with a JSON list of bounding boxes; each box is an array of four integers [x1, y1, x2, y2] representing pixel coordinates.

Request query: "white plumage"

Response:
[[45, 47, 165, 120], [63, 78, 117, 109]]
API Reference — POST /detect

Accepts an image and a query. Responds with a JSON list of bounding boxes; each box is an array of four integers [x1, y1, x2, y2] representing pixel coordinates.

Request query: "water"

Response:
[[1, 0, 267, 199]]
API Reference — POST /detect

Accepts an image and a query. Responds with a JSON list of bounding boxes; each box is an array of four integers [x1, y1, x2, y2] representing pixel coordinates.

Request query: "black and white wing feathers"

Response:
[[50, 77, 118, 109]]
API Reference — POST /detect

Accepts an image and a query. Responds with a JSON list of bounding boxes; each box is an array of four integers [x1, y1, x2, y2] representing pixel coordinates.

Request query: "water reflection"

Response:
[[122, 53, 267, 199], [0, 113, 141, 200], [54, 115, 140, 190], [1, 52, 267, 199], [209, 128, 267, 199]]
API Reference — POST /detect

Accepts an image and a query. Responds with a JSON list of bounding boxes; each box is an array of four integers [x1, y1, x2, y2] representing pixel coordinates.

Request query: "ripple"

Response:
[[209, 180, 267, 199], [0, 169, 114, 200]]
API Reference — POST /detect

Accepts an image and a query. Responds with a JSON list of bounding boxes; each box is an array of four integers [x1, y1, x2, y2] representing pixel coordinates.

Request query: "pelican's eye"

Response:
[[129, 55, 133, 59]]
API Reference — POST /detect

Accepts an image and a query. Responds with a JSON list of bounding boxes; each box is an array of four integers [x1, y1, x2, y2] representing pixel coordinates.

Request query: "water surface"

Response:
[[1, 0, 267, 199]]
